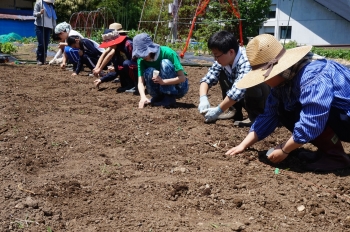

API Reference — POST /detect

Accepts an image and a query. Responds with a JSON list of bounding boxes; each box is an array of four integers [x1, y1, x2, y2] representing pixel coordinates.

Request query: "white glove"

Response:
[[48, 58, 56, 65], [204, 106, 223, 123], [198, 95, 210, 114]]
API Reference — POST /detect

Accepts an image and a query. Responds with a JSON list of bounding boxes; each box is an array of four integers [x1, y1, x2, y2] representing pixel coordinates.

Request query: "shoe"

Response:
[[111, 78, 120, 83], [152, 95, 176, 108], [117, 86, 134, 93], [234, 118, 252, 127], [125, 87, 136, 93], [37, 61, 43, 65], [304, 126, 350, 171], [305, 151, 350, 171], [150, 95, 164, 105], [217, 109, 236, 120]]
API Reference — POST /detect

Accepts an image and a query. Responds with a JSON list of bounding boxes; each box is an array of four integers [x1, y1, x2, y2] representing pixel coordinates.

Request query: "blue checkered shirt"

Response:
[[251, 59, 350, 144], [200, 47, 251, 102]]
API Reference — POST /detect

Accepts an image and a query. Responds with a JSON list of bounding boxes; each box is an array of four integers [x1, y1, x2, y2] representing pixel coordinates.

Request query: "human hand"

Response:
[[93, 79, 101, 89], [58, 42, 66, 49], [48, 58, 56, 65], [107, 66, 114, 73], [204, 106, 223, 123], [139, 97, 150, 108], [40, 9, 44, 14], [152, 75, 164, 85], [225, 144, 246, 155], [92, 67, 101, 77], [60, 63, 66, 69], [267, 145, 289, 163], [198, 95, 210, 113]]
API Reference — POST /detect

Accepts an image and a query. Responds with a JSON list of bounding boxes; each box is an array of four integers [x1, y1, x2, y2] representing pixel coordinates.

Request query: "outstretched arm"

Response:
[[225, 131, 259, 155], [138, 76, 150, 108]]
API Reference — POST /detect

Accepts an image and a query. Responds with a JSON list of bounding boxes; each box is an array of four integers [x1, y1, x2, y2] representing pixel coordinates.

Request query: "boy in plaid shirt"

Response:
[[198, 31, 270, 126]]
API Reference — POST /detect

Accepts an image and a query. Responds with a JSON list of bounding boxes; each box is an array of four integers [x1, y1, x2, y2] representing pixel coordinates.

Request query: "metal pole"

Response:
[[171, 0, 178, 43], [41, 0, 46, 64]]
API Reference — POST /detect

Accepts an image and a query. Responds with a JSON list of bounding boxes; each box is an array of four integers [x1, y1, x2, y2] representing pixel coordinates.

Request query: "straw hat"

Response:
[[43, 0, 55, 3], [236, 34, 312, 89], [109, 23, 129, 33], [99, 30, 126, 48]]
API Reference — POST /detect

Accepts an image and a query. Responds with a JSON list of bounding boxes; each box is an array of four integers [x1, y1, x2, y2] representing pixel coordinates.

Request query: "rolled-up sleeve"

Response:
[[200, 62, 221, 87], [226, 53, 251, 102], [250, 92, 280, 140]]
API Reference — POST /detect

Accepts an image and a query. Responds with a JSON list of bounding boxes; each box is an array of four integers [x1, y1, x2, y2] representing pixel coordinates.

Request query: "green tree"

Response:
[[190, 0, 271, 45], [239, 0, 271, 44]]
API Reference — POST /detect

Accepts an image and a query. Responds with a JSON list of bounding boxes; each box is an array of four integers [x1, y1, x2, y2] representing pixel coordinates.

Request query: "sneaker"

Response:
[[37, 61, 43, 65], [217, 109, 236, 120], [234, 118, 252, 127], [111, 78, 120, 83], [125, 87, 136, 93], [152, 95, 176, 108], [116, 86, 135, 93], [150, 95, 164, 105]]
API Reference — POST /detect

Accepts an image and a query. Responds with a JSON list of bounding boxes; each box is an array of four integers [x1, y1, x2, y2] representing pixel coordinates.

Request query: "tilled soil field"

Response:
[[1, 44, 350, 231]]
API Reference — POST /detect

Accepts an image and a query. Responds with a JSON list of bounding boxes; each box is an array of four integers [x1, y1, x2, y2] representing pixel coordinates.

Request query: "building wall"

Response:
[[1, 0, 35, 10], [260, 0, 350, 45]]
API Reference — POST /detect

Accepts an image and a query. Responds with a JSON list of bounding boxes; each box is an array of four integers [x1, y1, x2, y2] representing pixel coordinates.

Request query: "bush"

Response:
[[0, 42, 18, 54]]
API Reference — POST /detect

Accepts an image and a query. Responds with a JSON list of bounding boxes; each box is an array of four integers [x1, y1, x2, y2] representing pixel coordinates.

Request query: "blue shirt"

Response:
[[200, 47, 251, 102], [251, 59, 350, 144]]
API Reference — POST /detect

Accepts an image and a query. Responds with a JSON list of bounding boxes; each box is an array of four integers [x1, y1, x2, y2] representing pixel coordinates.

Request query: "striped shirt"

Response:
[[251, 59, 350, 144], [200, 47, 251, 101]]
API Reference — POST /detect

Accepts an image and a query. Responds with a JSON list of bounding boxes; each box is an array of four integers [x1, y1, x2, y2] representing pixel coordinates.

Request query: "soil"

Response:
[[1, 44, 350, 232]]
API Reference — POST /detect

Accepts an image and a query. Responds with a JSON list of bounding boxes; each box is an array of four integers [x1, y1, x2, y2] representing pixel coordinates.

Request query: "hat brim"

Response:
[[99, 35, 126, 48], [117, 30, 129, 33], [237, 45, 312, 89], [132, 43, 160, 58]]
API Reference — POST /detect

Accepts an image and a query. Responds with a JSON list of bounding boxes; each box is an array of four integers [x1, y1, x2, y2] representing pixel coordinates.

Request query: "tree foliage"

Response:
[[53, 0, 271, 45]]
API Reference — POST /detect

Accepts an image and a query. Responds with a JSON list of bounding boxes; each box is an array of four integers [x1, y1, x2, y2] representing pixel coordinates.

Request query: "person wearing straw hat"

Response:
[[132, 33, 189, 108], [33, 0, 57, 65], [93, 29, 137, 92], [198, 31, 270, 125], [226, 34, 350, 171], [93, 23, 136, 92], [108, 23, 129, 34]]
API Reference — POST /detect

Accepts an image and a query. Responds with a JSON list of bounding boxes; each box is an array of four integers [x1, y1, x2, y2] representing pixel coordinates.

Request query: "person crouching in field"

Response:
[[93, 29, 137, 93], [50, 22, 84, 67], [92, 23, 130, 86], [132, 33, 189, 108], [66, 36, 104, 76], [198, 31, 270, 125], [226, 34, 350, 172]]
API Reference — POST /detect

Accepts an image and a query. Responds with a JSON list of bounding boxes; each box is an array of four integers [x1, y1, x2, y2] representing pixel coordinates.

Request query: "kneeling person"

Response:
[[132, 33, 189, 108], [198, 31, 270, 125], [66, 36, 104, 76]]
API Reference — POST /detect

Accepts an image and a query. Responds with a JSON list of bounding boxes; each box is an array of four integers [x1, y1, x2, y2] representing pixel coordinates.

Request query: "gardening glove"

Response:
[[204, 105, 223, 123], [198, 95, 210, 114], [48, 58, 56, 65]]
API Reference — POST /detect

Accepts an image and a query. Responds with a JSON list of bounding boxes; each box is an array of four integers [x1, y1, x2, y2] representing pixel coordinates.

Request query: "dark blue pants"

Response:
[[35, 25, 52, 63], [143, 59, 188, 99]]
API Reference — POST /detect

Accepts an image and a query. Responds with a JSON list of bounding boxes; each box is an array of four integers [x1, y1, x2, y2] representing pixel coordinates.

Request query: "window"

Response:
[[280, 26, 292, 39], [267, 4, 276, 19], [263, 26, 275, 36]]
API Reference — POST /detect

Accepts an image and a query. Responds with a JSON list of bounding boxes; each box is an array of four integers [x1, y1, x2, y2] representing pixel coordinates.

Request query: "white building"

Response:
[[260, 0, 350, 45]]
